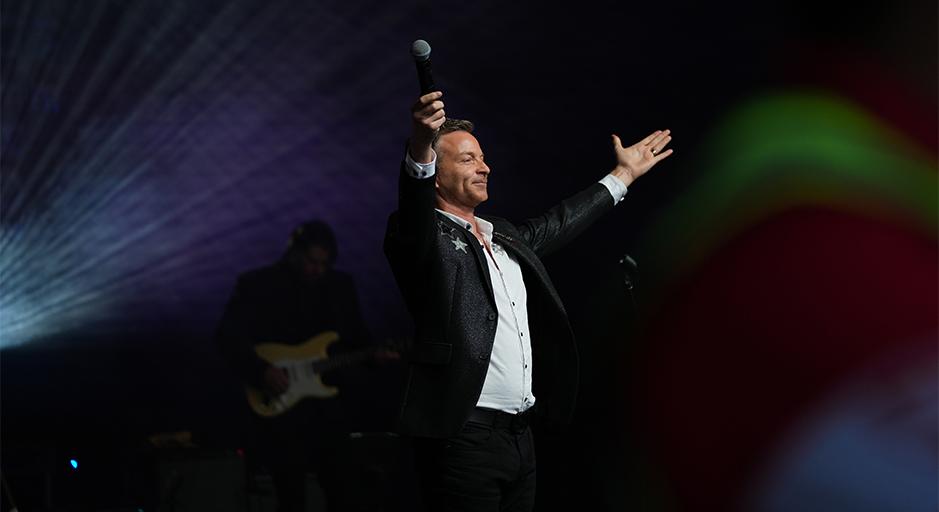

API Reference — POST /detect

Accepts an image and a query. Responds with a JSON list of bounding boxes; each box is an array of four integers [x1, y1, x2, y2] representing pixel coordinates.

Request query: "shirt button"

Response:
[[487, 312, 496, 321], [478, 354, 487, 360], [524, 364, 528, 369], [511, 302, 515, 306], [520, 332, 524, 337]]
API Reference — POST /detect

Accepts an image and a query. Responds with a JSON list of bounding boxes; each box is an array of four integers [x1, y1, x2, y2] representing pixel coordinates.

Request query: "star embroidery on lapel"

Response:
[[437, 220, 454, 237], [451, 238, 468, 253]]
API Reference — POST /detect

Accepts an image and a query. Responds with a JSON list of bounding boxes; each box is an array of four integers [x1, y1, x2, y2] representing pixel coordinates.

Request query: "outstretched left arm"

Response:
[[515, 129, 675, 256]]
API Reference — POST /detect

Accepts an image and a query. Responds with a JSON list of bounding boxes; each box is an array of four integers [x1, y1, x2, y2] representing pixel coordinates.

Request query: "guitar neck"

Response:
[[311, 348, 376, 373]]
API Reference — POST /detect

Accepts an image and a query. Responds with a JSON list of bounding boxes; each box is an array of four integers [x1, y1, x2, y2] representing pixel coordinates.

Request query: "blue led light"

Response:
[[69, 459, 78, 469]]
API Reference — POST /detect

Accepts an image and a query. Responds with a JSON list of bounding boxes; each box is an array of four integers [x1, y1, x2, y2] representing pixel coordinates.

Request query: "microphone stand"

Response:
[[618, 254, 640, 320], [616, 252, 644, 351]]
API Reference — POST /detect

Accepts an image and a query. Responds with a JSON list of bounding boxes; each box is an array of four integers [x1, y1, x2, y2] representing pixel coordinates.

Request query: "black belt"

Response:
[[467, 406, 536, 432]]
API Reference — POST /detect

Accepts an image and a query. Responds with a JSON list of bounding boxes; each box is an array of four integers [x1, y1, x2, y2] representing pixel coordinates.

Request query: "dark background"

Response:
[[1, 0, 936, 510]]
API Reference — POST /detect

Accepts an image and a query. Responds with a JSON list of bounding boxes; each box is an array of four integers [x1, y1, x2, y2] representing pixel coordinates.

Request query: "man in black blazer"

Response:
[[384, 90, 673, 511]]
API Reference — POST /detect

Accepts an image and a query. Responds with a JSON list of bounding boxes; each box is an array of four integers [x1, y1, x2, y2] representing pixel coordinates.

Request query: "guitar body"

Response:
[[245, 331, 340, 417]]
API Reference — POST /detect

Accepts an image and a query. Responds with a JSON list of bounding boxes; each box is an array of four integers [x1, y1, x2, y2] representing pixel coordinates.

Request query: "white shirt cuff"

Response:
[[599, 174, 628, 205], [404, 149, 437, 179]]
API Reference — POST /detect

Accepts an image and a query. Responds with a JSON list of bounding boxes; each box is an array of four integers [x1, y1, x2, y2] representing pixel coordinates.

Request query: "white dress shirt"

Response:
[[404, 149, 627, 414]]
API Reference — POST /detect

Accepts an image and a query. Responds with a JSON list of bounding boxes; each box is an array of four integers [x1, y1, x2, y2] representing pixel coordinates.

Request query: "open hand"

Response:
[[610, 129, 673, 186]]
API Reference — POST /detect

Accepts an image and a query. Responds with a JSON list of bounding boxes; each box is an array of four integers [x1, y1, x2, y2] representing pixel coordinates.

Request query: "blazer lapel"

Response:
[[436, 213, 496, 306]]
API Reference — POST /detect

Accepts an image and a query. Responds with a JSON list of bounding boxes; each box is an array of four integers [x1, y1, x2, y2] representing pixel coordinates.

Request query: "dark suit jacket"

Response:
[[384, 163, 613, 438]]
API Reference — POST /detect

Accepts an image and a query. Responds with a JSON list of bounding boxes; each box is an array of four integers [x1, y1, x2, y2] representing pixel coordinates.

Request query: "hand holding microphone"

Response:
[[409, 40, 445, 163]]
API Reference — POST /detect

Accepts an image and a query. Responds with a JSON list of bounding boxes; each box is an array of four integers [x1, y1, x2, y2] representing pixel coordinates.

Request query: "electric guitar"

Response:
[[244, 331, 398, 417]]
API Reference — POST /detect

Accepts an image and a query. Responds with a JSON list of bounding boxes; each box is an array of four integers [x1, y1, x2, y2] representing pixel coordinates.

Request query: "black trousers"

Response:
[[412, 408, 537, 512]]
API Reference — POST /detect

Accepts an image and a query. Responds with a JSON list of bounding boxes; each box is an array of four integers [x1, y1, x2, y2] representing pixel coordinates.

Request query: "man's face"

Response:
[[295, 245, 332, 284], [435, 131, 490, 209]]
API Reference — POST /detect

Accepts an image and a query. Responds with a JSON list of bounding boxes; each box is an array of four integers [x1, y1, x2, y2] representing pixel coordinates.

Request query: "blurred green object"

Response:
[[640, 91, 937, 289]]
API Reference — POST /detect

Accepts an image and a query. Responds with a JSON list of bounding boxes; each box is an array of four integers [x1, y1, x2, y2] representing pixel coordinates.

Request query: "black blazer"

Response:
[[384, 164, 614, 438]]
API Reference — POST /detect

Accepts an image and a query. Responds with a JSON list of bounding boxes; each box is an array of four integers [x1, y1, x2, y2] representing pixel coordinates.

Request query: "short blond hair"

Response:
[[432, 118, 475, 152]]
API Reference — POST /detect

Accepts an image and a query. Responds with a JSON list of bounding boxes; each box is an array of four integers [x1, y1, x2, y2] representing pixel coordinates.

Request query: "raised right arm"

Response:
[[385, 91, 447, 267]]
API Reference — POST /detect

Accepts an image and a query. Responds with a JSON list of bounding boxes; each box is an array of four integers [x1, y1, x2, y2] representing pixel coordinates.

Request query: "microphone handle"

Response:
[[415, 58, 436, 95]]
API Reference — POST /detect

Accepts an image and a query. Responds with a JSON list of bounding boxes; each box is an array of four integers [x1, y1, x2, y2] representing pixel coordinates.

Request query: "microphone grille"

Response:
[[411, 39, 431, 61]]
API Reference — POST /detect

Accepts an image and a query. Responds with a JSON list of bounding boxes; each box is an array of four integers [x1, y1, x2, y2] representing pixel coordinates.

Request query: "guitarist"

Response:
[[216, 220, 380, 512]]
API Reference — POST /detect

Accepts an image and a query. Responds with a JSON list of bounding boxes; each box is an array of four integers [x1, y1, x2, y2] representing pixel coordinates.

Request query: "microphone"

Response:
[[618, 254, 638, 291], [618, 253, 640, 316], [411, 39, 435, 95]]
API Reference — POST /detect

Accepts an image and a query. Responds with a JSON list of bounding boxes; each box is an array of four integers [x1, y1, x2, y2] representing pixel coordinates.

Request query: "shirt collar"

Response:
[[436, 209, 494, 244]]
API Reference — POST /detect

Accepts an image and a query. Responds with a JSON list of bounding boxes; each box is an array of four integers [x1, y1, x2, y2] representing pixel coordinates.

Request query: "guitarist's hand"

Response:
[[373, 349, 401, 364], [263, 365, 289, 395]]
